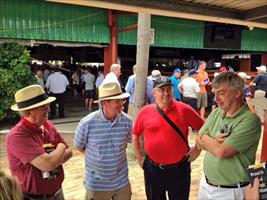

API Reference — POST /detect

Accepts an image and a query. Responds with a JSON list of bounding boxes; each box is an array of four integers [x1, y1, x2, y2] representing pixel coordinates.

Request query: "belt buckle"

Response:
[[159, 164, 165, 169]]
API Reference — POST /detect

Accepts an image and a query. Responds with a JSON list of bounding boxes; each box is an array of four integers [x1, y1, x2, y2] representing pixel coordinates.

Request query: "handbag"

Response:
[[153, 103, 190, 151]]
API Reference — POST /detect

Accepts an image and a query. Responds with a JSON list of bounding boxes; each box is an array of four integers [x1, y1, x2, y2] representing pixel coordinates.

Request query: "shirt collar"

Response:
[[162, 100, 175, 112], [19, 117, 43, 132], [98, 109, 122, 124], [219, 104, 247, 119]]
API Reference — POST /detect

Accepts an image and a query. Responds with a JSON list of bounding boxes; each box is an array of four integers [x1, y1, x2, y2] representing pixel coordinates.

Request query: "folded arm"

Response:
[[196, 131, 237, 158], [30, 143, 66, 171]]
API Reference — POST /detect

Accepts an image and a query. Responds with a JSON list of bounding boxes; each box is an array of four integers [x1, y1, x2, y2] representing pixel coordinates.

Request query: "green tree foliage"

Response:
[[0, 42, 36, 120]]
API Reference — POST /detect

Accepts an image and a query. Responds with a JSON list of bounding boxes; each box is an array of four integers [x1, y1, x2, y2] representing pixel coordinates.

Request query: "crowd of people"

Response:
[[2, 61, 267, 200], [30, 64, 106, 119]]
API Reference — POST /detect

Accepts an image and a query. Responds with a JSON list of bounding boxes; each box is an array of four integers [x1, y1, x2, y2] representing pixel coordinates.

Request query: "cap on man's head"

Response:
[[153, 76, 172, 88], [151, 70, 161, 80], [214, 72, 220, 77], [188, 69, 198, 76], [238, 72, 251, 79], [174, 68, 181, 73], [256, 65, 266, 72], [219, 66, 227, 73]]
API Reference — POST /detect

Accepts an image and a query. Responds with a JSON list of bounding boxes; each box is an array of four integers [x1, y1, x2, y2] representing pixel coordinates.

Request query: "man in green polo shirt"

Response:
[[196, 72, 261, 200]]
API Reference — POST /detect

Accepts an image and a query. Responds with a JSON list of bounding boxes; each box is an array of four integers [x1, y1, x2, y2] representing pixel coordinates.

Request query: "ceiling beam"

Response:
[[244, 5, 267, 20], [46, 0, 267, 29]]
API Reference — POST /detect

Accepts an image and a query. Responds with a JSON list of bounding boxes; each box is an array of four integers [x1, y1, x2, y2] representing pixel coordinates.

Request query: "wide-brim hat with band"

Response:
[[94, 82, 130, 103], [11, 85, 56, 111]]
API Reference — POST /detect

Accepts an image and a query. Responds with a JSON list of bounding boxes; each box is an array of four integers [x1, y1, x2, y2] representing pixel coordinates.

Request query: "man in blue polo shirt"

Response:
[[73, 82, 132, 200], [170, 68, 181, 101]]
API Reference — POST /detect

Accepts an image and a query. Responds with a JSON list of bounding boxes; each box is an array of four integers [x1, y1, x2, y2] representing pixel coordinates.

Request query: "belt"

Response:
[[205, 176, 249, 189], [23, 187, 62, 199], [147, 155, 189, 170]]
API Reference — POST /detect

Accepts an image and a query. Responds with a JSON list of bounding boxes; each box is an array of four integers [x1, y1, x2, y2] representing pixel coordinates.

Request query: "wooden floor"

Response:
[[0, 132, 262, 200]]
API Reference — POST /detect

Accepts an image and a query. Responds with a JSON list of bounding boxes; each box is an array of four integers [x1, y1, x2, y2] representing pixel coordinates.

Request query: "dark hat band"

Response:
[[17, 93, 48, 109], [100, 92, 122, 100]]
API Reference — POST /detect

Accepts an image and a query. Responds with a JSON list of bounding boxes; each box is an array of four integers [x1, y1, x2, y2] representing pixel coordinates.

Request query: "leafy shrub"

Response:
[[0, 42, 36, 121]]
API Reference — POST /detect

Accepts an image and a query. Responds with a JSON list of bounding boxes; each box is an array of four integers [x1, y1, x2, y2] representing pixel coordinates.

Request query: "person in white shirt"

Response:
[[82, 68, 95, 111], [178, 69, 200, 111], [45, 68, 69, 118], [102, 64, 121, 86], [35, 68, 44, 89], [95, 70, 104, 89]]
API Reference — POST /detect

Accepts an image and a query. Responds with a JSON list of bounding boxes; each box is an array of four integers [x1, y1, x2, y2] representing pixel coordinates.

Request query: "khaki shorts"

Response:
[[197, 92, 208, 108], [85, 183, 131, 200]]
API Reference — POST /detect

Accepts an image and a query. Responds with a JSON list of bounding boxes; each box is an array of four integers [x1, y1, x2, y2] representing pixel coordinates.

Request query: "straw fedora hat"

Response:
[[94, 82, 129, 103], [250, 96, 267, 110], [11, 85, 56, 111]]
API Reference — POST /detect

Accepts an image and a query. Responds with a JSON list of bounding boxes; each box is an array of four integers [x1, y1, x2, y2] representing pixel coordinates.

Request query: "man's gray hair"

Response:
[[18, 111, 26, 116], [133, 64, 137, 74], [212, 72, 244, 92], [110, 64, 121, 72], [199, 60, 206, 66]]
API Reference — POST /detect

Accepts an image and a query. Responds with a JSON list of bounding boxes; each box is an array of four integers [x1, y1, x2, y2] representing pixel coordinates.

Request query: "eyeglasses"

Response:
[[156, 87, 172, 94], [35, 104, 50, 111]]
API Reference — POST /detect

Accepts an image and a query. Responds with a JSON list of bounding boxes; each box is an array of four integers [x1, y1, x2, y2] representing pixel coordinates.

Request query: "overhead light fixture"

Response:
[[248, 26, 254, 31]]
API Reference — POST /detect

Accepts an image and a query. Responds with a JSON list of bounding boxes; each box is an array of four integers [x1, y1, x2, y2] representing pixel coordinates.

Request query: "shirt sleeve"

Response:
[[132, 109, 145, 137], [125, 76, 134, 94], [7, 133, 44, 165], [184, 105, 204, 130], [253, 75, 260, 84], [198, 110, 215, 137], [73, 120, 89, 149], [224, 115, 261, 152]]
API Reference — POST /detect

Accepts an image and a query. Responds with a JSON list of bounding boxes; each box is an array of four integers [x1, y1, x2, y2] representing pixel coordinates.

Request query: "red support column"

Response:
[[260, 53, 267, 162], [261, 53, 267, 66], [103, 10, 117, 75], [261, 110, 267, 162], [104, 47, 111, 75]]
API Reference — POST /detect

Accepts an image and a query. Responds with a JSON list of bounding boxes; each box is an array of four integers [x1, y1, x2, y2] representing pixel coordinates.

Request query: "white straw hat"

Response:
[[94, 82, 129, 103], [11, 85, 56, 111], [151, 70, 161, 80]]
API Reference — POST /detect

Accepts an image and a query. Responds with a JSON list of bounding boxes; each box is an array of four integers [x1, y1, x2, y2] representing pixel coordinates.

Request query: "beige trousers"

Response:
[[85, 183, 131, 200], [254, 89, 265, 122]]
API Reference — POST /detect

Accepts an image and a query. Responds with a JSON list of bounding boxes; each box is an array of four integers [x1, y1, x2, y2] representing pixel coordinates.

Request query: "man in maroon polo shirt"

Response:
[[133, 76, 204, 200], [6, 84, 72, 200]]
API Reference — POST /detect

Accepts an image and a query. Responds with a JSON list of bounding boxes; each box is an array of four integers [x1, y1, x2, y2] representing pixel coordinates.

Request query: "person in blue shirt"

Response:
[[170, 68, 181, 101]]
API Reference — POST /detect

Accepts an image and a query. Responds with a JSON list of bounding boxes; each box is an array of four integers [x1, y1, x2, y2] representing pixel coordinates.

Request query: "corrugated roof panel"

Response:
[[117, 15, 204, 48], [117, 14, 138, 45], [0, 0, 109, 43], [241, 28, 267, 51], [152, 16, 204, 48]]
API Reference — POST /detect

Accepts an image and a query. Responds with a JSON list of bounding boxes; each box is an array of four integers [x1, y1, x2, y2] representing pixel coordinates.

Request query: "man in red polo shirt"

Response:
[[133, 76, 204, 200], [6, 84, 72, 200]]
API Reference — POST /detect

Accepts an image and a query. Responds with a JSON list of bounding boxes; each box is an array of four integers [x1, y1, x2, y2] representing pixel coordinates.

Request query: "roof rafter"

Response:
[[46, 0, 267, 29]]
